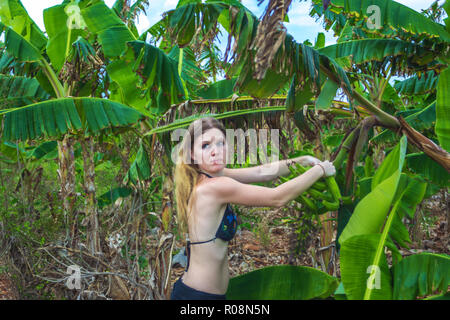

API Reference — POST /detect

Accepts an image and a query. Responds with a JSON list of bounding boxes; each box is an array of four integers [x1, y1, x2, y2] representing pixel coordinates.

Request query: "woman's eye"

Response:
[[202, 143, 209, 149]]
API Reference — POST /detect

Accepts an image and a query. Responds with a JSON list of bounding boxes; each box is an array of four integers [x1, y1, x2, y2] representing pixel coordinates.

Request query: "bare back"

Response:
[[181, 175, 231, 295]]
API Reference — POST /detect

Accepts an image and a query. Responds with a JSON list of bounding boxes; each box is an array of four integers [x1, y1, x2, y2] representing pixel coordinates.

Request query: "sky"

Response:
[[21, 0, 444, 48]]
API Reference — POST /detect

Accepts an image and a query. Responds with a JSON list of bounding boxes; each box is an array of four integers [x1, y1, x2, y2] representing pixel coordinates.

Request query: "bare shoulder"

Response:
[[195, 175, 236, 200]]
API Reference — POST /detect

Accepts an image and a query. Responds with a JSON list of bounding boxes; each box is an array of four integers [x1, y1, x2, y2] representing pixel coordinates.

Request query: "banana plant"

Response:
[[338, 136, 449, 299], [309, 0, 450, 172], [165, 0, 450, 178], [0, 0, 186, 254]]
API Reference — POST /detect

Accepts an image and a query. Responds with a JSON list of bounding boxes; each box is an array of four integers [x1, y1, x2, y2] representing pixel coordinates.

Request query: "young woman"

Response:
[[170, 117, 335, 300]]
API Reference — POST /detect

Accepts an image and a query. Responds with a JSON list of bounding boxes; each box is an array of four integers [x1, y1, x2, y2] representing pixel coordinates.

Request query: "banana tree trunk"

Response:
[[319, 212, 335, 275], [80, 136, 102, 255], [57, 135, 77, 245]]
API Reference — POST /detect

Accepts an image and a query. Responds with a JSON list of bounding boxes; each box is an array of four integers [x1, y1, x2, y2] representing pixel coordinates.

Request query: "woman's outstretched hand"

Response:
[[316, 160, 336, 177]]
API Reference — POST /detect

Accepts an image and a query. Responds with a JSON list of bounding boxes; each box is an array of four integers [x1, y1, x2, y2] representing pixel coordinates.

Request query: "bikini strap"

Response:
[[188, 237, 216, 245], [199, 171, 213, 178], [185, 237, 217, 272]]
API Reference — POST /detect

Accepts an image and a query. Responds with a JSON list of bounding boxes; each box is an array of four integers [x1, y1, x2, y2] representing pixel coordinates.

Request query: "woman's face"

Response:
[[191, 128, 227, 173]]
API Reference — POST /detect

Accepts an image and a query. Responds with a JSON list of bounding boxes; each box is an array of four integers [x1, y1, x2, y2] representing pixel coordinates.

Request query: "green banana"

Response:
[[293, 163, 307, 174], [322, 199, 340, 211], [312, 180, 327, 190], [325, 176, 342, 204], [342, 195, 353, 205], [307, 188, 334, 202], [296, 194, 318, 212], [279, 176, 290, 183]]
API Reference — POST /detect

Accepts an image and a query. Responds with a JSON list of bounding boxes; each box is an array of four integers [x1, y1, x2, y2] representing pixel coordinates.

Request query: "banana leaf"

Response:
[[144, 105, 286, 135], [339, 135, 407, 244], [0, 21, 42, 62], [0, 74, 50, 109], [108, 41, 185, 115], [371, 102, 436, 144], [167, 2, 224, 48], [319, 39, 427, 65], [392, 253, 450, 300], [0, 140, 20, 163], [406, 152, 450, 187], [328, 0, 450, 42], [226, 265, 339, 300], [124, 142, 151, 186], [0, 97, 146, 142], [196, 78, 238, 100], [44, 3, 88, 71], [27, 140, 58, 160], [168, 45, 205, 97], [436, 67, 450, 152], [340, 233, 393, 299], [394, 71, 439, 95], [315, 79, 339, 110], [81, 2, 135, 58]]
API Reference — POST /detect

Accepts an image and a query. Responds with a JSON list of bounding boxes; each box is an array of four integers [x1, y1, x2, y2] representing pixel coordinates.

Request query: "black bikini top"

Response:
[[184, 171, 238, 271]]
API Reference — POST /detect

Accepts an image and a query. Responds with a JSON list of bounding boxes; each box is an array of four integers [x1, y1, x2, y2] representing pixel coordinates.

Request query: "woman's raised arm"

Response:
[[223, 155, 321, 184], [202, 163, 330, 208]]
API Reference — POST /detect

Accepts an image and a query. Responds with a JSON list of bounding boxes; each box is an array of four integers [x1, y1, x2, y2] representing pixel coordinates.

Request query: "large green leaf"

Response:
[[406, 152, 450, 187], [108, 41, 185, 115], [392, 173, 428, 220], [0, 97, 145, 142], [394, 71, 439, 95], [124, 142, 151, 186], [319, 39, 428, 65], [0, 74, 49, 109], [196, 78, 238, 100], [315, 79, 339, 110], [371, 102, 437, 144], [167, 2, 224, 48], [436, 67, 450, 152], [226, 265, 339, 300], [27, 140, 58, 160], [144, 105, 286, 135], [340, 233, 393, 300], [328, 0, 450, 42], [44, 3, 88, 71], [168, 45, 206, 98], [371, 137, 407, 189], [339, 135, 407, 244], [81, 2, 135, 58], [384, 174, 427, 250], [0, 21, 42, 62], [392, 253, 450, 300]]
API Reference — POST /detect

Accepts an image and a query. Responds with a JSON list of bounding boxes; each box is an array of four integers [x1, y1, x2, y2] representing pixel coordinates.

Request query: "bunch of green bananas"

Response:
[[279, 162, 352, 214]]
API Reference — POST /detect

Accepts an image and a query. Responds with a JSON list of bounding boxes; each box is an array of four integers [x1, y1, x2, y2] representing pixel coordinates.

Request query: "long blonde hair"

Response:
[[173, 117, 226, 235]]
